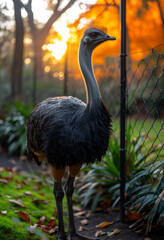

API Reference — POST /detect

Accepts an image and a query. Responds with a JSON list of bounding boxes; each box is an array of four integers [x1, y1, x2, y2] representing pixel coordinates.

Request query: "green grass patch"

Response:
[[0, 168, 68, 240], [113, 118, 163, 154]]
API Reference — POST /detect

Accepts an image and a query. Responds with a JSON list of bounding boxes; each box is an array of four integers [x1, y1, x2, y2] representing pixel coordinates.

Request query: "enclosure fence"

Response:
[[119, 44, 164, 225]]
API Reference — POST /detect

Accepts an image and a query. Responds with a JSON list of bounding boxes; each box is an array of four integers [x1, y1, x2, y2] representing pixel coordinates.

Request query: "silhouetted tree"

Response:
[[11, 0, 24, 101], [23, 0, 76, 75], [19, 0, 76, 103]]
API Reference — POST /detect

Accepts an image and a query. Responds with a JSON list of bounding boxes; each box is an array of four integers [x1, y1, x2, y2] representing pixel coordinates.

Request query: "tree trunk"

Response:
[[32, 37, 43, 104], [34, 38, 43, 78], [11, 0, 24, 101]]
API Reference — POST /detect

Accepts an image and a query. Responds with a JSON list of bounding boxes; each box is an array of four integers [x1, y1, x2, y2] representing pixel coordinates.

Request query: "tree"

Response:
[[11, 0, 24, 101], [23, 0, 76, 76]]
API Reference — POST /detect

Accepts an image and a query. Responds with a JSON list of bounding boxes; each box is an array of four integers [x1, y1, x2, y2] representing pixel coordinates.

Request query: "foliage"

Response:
[[0, 166, 68, 239], [0, 101, 33, 155], [77, 124, 163, 224], [126, 156, 164, 233]]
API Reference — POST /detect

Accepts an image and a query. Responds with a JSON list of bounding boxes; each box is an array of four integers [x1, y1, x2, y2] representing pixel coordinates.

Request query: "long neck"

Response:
[[79, 43, 101, 108]]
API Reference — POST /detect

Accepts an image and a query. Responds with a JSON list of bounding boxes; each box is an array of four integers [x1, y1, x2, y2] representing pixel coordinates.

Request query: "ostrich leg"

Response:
[[51, 167, 66, 240], [53, 181, 66, 240], [65, 165, 99, 240]]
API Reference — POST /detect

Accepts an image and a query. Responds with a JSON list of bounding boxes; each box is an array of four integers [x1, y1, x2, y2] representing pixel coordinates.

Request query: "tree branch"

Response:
[[41, 0, 76, 40], [21, 0, 37, 36], [54, 0, 62, 12]]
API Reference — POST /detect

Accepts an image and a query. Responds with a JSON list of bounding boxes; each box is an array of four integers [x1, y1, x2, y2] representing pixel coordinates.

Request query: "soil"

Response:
[[0, 152, 164, 240], [74, 210, 164, 240]]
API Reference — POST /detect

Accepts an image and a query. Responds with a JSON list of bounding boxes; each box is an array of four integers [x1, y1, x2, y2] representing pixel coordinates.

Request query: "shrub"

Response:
[[0, 101, 33, 155], [77, 125, 163, 217]]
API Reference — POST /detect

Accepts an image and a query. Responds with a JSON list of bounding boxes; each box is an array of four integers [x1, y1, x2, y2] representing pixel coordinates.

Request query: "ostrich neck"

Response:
[[79, 45, 101, 108]]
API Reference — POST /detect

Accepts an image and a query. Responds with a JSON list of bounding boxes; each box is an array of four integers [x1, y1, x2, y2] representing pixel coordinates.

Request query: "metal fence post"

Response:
[[120, 0, 127, 222]]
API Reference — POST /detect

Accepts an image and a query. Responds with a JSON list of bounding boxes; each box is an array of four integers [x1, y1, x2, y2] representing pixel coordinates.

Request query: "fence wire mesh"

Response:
[[125, 44, 164, 231]]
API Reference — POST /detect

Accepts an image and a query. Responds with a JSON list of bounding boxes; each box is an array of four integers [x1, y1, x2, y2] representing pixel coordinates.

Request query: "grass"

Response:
[[113, 118, 163, 153], [113, 118, 163, 139], [0, 168, 68, 240]]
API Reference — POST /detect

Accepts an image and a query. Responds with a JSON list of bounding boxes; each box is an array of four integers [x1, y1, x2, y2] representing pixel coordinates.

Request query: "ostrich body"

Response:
[[26, 28, 116, 240]]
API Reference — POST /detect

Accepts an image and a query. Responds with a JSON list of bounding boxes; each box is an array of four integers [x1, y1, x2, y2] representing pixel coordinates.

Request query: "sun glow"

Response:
[[42, 22, 70, 60], [43, 40, 67, 60]]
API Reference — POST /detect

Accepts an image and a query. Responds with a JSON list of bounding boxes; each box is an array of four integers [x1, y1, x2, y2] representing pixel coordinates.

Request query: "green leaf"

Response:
[[91, 191, 102, 212]]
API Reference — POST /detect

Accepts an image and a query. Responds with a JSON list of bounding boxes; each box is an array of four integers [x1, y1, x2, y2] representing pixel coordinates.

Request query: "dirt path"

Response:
[[74, 210, 164, 240]]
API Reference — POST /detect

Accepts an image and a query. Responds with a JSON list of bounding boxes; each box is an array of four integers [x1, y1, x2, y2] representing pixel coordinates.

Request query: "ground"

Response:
[[0, 152, 163, 240], [74, 210, 164, 240]]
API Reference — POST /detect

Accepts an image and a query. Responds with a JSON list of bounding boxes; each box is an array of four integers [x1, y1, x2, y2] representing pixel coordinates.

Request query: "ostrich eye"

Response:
[[89, 32, 98, 39]]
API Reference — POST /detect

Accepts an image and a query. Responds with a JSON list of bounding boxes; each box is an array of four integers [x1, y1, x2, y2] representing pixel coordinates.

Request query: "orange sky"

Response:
[[41, 0, 163, 80]]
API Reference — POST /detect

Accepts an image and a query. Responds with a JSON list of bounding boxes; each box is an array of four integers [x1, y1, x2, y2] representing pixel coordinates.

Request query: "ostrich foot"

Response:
[[57, 232, 67, 240], [67, 231, 99, 240]]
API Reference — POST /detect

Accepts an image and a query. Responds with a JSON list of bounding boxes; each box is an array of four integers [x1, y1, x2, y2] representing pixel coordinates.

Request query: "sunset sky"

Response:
[[3, 0, 164, 63]]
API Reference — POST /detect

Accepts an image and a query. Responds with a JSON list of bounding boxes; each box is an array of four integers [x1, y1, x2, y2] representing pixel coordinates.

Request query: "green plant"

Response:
[[125, 157, 164, 233], [0, 101, 34, 155], [77, 125, 163, 214]]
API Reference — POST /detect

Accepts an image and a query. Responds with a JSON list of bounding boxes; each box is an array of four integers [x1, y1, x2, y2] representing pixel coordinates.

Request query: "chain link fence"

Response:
[[124, 44, 164, 232]]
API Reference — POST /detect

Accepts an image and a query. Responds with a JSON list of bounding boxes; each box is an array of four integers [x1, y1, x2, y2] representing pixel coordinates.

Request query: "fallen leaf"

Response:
[[95, 230, 102, 238], [16, 211, 31, 223], [96, 221, 113, 228], [53, 208, 58, 217], [19, 155, 27, 161], [30, 223, 38, 229], [0, 210, 7, 215], [95, 230, 106, 237], [14, 179, 20, 184], [16, 184, 22, 189], [41, 225, 58, 234], [74, 211, 86, 216], [78, 226, 83, 232], [12, 166, 19, 172], [34, 184, 41, 191], [31, 198, 48, 204], [126, 210, 143, 221], [80, 219, 88, 225], [73, 206, 83, 212], [4, 176, 13, 181], [40, 218, 58, 234], [0, 178, 8, 184], [9, 199, 26, 208], [37, 215, 46, 226], [85, 211, 91, 218], [9, 159, 17, 164], [39, 193, 46, 197], [107, 229, 121, 237], [25, 191, 33, 196], [21, 180, 30, 186], [5, 167, 18, 173], [6, 195, 11, 198], [5, 167, 14, 172], [95, 207, 103, 212], [47, 218, 56, 228]]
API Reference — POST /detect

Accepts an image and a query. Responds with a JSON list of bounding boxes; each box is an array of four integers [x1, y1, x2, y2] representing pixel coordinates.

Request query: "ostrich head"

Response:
[[79, 28, 116, 106], [81, 28, 116, 51]]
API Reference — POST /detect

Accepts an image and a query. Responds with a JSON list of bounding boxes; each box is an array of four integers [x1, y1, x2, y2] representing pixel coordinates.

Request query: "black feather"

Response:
[[26, 97, 111, 169]]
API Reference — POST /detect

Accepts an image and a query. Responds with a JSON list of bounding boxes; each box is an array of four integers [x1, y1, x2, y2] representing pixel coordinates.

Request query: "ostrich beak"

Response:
[[106, 35, 116, 40]]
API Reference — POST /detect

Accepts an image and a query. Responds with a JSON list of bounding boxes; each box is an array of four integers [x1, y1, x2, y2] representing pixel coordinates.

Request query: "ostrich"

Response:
[[26, 28, 116, 240]]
